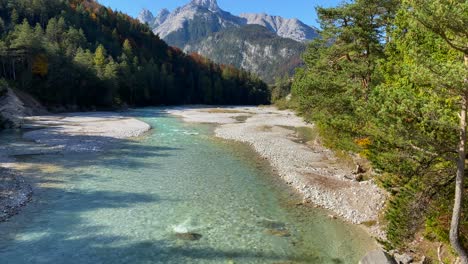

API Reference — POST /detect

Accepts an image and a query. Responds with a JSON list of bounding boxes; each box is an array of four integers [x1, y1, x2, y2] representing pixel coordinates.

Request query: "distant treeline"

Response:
[[0, 0, 270, 108]]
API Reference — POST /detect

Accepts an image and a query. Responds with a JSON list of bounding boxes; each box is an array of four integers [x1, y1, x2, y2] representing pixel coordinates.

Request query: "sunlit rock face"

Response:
[[137, 9, 154, 25], [189, 0, 221, 12], [239, 13, 319, 43]]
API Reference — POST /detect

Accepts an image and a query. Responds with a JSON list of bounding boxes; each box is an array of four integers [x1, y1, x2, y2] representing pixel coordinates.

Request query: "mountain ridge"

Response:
[[137, 1, 318, 43]]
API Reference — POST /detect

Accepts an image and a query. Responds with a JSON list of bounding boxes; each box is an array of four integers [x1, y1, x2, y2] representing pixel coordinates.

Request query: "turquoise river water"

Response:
[[0, 108, 376, 263]]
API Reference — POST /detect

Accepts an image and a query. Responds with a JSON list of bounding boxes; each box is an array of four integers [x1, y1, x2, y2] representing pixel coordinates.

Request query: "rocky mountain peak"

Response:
[[157, 8, 170, 17], [137, 9, 154, 24], [189, 0, 220, 11], [154, 8, 170, 25], [239, 13, 318, 42]]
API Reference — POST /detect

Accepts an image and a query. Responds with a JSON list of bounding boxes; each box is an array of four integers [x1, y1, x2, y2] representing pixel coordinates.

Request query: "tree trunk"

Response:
[[450, 54, 468, 264], [1, 60, 5, 78], [11, 59, 15, 80]]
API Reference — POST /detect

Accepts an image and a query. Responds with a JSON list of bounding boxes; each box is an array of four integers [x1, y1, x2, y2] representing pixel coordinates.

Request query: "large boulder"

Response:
[[359, 250, 397, 264]]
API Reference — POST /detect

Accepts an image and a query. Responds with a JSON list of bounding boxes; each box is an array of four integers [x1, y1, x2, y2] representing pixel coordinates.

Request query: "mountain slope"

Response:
[[138, 0, 314, 82], [185, 25, 306, 83], [239, 13, 319, 42]]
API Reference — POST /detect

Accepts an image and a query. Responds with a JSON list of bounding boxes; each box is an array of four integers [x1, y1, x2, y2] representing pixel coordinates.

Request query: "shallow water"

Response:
[[0, 108, 376, 263]]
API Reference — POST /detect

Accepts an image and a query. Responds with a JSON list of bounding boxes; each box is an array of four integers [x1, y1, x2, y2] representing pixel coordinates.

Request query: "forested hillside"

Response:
[[0, 0, 270, 109], [290, 0, 467, 260]]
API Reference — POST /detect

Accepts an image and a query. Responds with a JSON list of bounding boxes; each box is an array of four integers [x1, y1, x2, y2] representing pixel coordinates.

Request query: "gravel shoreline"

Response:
[[0, 112, 151, 222], [22, 112, 151, 152], [0, 167, 32, 222], [168, 106, 387, 238]]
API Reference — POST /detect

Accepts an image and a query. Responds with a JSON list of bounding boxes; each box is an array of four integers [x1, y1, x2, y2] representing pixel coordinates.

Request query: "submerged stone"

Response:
[[175, 232, 203, 241], [258, 219, 286, 230], [265, 228, 291, 237]]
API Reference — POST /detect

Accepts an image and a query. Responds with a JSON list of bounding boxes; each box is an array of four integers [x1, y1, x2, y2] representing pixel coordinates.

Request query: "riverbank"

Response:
[[0, 112, 151, 221], [168, 106, 387, 238], [22, 112, 151, 152], [0, 108, 377, 263], [0, 167, 32, 222]]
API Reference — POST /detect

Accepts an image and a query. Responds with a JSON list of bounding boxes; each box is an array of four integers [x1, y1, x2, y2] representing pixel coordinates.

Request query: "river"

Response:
[[0, 108, 376, 263]]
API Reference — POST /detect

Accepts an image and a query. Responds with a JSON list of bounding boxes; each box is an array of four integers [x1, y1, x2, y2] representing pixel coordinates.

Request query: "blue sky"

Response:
[[96, 0, 343, 28]]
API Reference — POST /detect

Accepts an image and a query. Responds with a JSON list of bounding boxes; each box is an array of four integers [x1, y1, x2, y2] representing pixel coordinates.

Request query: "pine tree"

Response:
[[93, 44, 107, 71], [402, 0, 468, 261], [10, 9, 19, 24], [10, 20, 34, 50], [122, 39, 133, 59]]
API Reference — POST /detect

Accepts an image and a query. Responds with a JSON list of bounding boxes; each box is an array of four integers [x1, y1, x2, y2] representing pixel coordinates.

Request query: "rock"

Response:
[[359, 250, 397, 264], [328, 214, 337, 219], [393, 252, 413, 264], [137, 9, 154, 25], [175, 232, 202, 241], [265, 228, 291, 237], [353, 164, 366, 174], [258, 219, 286, 230], [294, 201, 303, 206]]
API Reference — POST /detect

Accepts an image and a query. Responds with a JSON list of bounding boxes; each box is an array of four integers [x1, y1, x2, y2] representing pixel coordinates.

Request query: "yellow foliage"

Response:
[[355, 137, 372, 157], [355, 137, 371, 148], [32, 54, 48, 76]]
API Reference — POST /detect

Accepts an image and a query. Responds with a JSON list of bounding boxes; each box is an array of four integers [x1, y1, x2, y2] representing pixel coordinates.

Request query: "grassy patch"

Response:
[[278, 125, 318, 144], [361, 220, 377, 227], [257, 125, 273, 132], [295, 126, 318, 142]]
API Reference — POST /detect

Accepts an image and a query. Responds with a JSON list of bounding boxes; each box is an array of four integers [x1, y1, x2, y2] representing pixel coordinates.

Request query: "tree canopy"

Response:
[[0, 0, 270, 109], [291, 0, 467, 259]]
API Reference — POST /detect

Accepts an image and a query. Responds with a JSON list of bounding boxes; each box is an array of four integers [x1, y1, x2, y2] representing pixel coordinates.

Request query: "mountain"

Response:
[[138, 9, 154, 26], [154, 9, 170, 27], [138, 0, 318, 82], [239, 13, 319, 43], [138, 0, 318, 43], [140, 0, 244, 48], [185, 25, 306, 83]]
